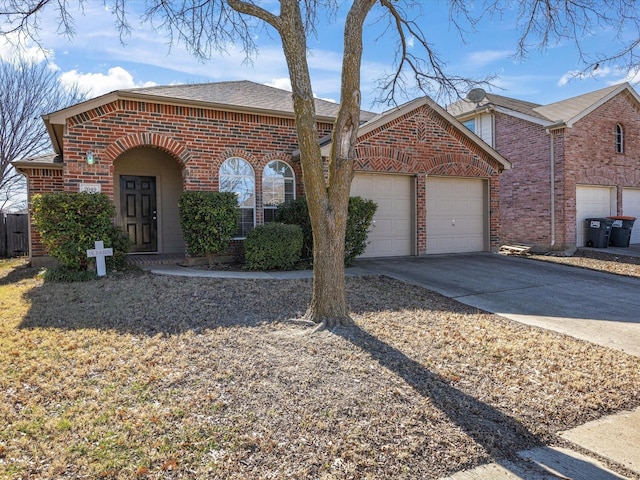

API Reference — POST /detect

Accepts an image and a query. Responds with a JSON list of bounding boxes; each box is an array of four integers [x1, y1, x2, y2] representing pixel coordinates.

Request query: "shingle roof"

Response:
[[532, 84, 621, 123], [448, 93, 547, 121], [12, 152, 62, 169], [122, 81, 377, 122], [448, 84, 635, 126]]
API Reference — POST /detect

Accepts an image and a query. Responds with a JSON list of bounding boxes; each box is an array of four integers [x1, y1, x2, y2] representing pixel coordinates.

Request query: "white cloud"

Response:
[[466, 50, 512, 67], [58, 66, 157, 98], [266, 77, 292, 91], [557, 66, 612, 86], [615, 66, 640, 85], [0, 31, 51, 64]]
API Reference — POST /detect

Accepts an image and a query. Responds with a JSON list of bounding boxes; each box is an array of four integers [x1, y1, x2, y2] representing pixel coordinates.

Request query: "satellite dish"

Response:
[[466, 88, 487, 104]]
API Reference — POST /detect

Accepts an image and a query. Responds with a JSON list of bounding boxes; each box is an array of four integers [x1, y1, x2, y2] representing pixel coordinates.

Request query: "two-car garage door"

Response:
[[350, 173, 488, 257]]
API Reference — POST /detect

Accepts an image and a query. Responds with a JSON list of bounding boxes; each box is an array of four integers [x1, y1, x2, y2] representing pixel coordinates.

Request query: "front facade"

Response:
[[15, 81, 509, 262], [450, 83, 640, 250]]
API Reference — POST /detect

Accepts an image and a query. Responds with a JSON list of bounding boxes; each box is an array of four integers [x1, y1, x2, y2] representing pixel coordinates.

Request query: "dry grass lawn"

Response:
[[1, 256, 639, 479]]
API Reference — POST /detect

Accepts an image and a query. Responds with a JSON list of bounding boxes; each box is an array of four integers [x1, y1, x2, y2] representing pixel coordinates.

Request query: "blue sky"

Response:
[[1, 1, 638, 113]]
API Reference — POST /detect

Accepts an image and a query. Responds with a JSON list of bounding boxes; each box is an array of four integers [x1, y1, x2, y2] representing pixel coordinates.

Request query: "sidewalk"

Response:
[[144, 259, 640, 479]]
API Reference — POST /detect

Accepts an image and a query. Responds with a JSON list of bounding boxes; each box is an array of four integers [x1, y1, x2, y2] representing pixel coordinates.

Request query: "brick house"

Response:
[[449, 83, 640, 250], [14, 81, 510, 263]]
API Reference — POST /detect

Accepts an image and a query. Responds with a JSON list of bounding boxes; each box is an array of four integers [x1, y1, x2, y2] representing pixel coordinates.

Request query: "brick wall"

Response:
[[495, 91, 640, 249], [560, 93, 640, 245], [495, 112, 553, 246], [22, 167, 64, 257], [62, 100, 333, 198]]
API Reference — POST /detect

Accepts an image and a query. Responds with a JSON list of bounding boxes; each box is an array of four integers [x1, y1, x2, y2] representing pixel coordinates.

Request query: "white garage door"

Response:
[[622, 188, 640, 244], [350, 174, 412, 257], [426, 177, 487, 254], [575, 185, 615, 247]]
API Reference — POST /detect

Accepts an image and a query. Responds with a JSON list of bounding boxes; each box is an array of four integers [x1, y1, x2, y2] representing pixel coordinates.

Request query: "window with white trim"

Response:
[[462, 119, 476, 133], [615, 123, 624, 153], [220, 157, 255, 237], [262, 160, 295, 223]]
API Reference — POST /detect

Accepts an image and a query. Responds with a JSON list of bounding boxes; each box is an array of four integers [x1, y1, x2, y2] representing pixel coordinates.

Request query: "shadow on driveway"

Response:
[[354, 253, 640, 356]]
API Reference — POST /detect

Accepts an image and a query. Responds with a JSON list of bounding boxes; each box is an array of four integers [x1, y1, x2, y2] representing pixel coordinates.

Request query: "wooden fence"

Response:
[[1, 213, 29, 258]]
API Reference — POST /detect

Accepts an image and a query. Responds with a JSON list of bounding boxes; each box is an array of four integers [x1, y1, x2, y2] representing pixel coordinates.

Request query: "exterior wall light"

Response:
[[86, 151, 95, 165]]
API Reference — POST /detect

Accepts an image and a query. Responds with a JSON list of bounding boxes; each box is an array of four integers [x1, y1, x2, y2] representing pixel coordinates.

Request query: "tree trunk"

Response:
[[249, 0, 375, 330], [304, 210, 354, 328]]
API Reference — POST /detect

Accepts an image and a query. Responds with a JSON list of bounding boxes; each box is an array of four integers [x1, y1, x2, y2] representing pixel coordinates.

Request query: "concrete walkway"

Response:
[[144, 253, 640, 479]]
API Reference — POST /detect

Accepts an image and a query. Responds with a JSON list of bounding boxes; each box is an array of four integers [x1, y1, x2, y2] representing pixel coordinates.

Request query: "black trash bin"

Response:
[[607, 216, 636, 247], [585, 218, 613, 248]]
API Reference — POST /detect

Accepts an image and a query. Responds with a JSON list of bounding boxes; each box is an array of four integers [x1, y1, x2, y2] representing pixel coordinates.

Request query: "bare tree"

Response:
[[2, 0, 639, 328], [0, 166, 27, 212], [0, 55, 84, 212]]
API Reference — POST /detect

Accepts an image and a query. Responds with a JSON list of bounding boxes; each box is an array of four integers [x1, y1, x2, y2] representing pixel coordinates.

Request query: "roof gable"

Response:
[[449, 83, 640, 129], [320, 96, 510, 170], [534, 83, 639, 127]]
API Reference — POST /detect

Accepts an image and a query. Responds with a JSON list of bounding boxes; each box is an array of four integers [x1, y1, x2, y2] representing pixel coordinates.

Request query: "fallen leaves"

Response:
[[0, 261, 638, 479]]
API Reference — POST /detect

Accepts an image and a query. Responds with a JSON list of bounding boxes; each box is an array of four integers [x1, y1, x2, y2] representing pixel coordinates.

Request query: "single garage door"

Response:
[[622, 188, 640, 244], [350, 174, 412, 257], [575, 185, 615, 247], [426, 177, 487, 254]]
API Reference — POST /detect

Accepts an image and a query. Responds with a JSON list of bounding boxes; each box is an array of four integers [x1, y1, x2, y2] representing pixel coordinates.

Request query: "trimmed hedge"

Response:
[[244, 223, 303, 271], [178, 191, 239, 258], [31, 192, 130, 271], [275, 196, 377, 266]]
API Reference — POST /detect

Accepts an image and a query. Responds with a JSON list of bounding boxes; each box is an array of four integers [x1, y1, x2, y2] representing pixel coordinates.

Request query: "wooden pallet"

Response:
[[499, 244, 532, 256]]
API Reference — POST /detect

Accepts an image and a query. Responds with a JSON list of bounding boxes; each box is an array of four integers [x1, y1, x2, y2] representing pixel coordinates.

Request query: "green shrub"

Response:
[[178, 191, 239, 258], [106, 224, 133, 271], [32, 192, 130, 271], [244, 223, 303, 271], [274, 198, 313, 258], [344, 196, 377, 266], [39, 266, 98, 283], [275, 196, 377, 266]]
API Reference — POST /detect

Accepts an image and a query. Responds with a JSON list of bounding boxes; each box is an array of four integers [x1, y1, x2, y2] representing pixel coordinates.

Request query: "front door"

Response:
[[120, 175, 157, 252]]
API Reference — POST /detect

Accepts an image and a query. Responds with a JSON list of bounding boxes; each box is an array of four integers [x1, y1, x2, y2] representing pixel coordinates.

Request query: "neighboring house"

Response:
[[449, 83, 640, 250], [14, 81, 510, 264]]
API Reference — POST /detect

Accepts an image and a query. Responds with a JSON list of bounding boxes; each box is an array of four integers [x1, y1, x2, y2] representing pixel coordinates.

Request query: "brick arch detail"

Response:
[[354, 149, 497, 177], [425, 154, 496, 177], [217, 148, 259, 169], [104, 133, 192, 166], [573, 168, 616, 186], [259, 151, 296, 170], [354, 146, 416, 173]]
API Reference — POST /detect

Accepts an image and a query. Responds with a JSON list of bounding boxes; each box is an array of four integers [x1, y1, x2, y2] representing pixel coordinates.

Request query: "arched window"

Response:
[[219, 157, 255, 237], [262, 161, 295, 223], [616, 124, 624, 153]]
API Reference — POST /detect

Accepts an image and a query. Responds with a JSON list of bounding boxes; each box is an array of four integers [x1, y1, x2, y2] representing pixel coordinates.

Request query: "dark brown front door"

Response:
[[120, 175, 157, 252]]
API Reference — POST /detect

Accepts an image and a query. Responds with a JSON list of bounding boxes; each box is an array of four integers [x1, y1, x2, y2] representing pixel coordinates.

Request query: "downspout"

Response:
[[549, 132, 556, 247]]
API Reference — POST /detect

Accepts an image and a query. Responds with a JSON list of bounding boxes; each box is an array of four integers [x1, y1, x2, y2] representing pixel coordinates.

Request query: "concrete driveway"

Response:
[[353, 253, 640, 357]]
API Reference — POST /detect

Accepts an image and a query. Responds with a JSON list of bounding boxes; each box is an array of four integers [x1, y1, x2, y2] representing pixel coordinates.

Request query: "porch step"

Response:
[[127, 254, 186, 266]]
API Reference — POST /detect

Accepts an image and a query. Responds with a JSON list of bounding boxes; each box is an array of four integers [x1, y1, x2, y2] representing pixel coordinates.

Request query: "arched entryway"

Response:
[[114, 148, 185, 254]]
